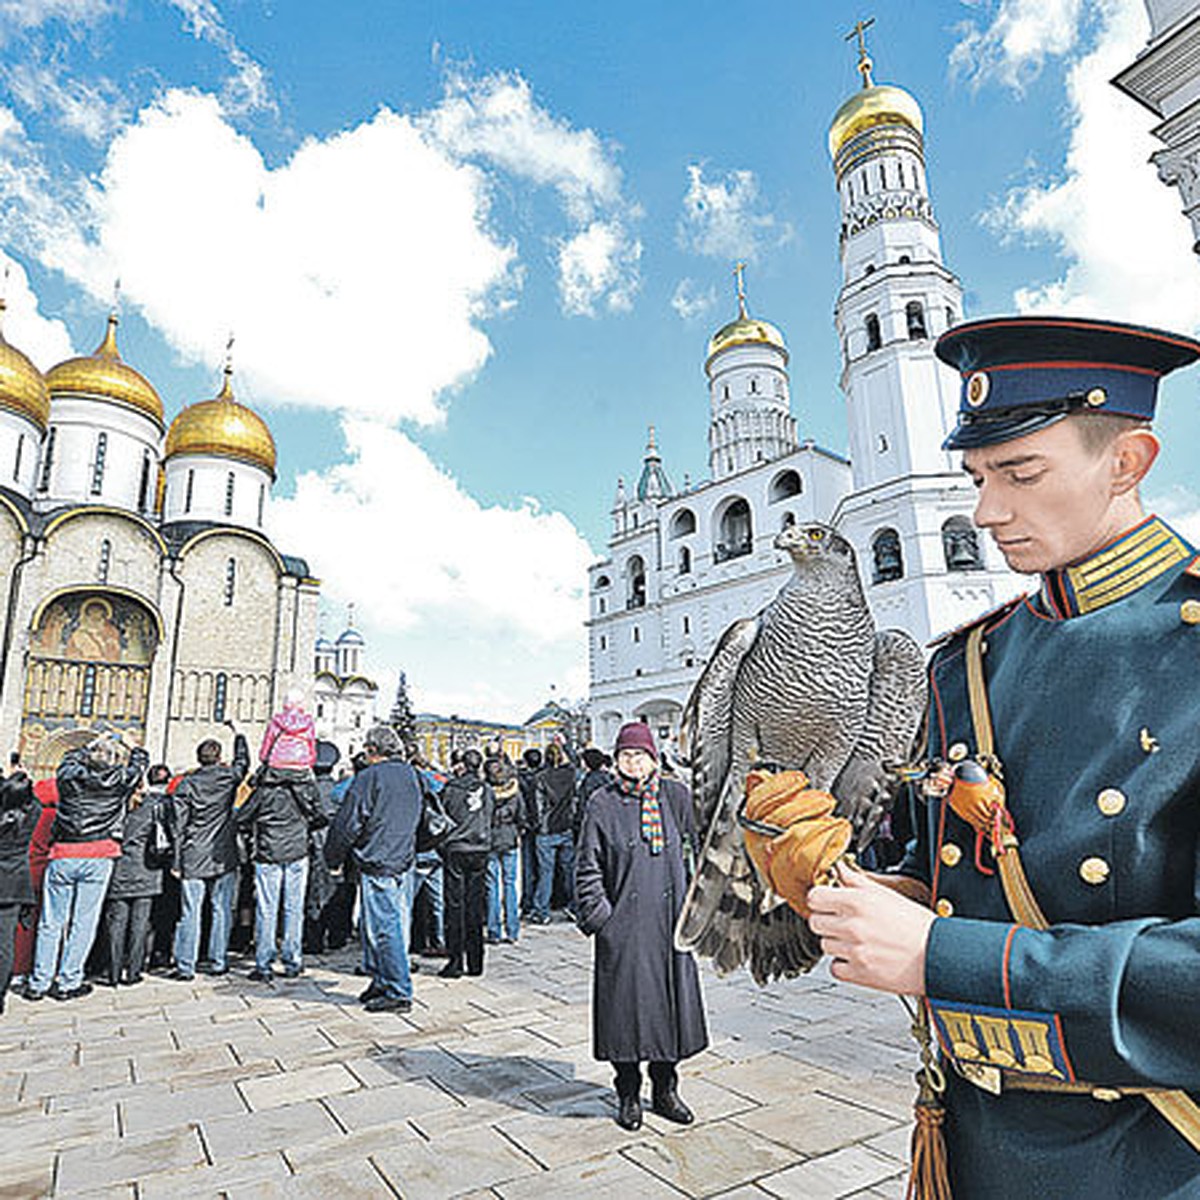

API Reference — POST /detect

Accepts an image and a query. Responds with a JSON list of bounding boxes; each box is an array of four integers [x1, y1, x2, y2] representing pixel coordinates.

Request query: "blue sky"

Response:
[[0, 0, 1196, 721]]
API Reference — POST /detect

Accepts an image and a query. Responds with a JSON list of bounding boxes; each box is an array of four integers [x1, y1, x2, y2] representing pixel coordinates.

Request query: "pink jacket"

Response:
[[259, 704, 317, 770]]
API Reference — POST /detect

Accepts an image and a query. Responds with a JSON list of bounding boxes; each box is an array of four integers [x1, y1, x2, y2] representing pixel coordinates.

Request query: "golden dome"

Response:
[[828, 83, 924, 159], [0, 302, 49, 430], [46, 314, 164, 424], [706, 311, 788, 365], [164, 367, 276, 478]]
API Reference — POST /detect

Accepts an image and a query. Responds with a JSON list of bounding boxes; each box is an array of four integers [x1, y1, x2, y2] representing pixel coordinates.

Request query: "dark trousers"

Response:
[[613, 1061, 678, 1099], [519, 832, 538, 913], [0, 904, 19, 1000], [443, 850, 488, 975], [103, 897, 153, 983], [149, 873, 180, 967]]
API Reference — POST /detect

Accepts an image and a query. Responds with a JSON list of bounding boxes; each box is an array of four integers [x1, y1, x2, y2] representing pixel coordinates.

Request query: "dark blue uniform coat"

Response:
[[575, 777, 708, 1064], [905, 517, 1200, 1198]]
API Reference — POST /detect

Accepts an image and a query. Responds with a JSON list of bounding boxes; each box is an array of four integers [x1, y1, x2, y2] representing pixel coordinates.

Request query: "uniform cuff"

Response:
[[925, 915, 1015, 1008]]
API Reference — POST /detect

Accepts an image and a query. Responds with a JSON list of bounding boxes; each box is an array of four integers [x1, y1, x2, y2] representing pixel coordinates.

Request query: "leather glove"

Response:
[[741, 768, 852, 918]]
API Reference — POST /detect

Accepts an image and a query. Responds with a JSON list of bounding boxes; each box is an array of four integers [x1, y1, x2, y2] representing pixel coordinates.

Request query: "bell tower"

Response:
[[830, 21, 1024, 640]]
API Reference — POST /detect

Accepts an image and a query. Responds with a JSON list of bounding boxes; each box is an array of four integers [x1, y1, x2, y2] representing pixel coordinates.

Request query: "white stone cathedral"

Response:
[[0, 306, 319, 776], [586, 44, 1024, 749]]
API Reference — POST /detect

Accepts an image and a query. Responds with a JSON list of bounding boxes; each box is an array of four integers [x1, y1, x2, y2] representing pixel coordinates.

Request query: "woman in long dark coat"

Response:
[[575, 722, 708, 1131]]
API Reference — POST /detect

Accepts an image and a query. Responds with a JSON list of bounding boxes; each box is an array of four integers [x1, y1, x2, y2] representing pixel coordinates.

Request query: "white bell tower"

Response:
[[830, 20, 1024, 641]]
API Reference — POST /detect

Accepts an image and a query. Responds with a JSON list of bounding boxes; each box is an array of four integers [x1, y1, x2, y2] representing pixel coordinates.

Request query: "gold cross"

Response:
[[845, 16, 876, 87]]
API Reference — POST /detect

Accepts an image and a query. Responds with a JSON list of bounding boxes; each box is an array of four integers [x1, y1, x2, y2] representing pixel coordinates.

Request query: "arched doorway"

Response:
[[19, 590, 160, 778]]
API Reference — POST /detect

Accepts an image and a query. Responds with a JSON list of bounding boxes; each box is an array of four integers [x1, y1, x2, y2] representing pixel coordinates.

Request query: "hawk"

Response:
[[675, 522, 927, 984]]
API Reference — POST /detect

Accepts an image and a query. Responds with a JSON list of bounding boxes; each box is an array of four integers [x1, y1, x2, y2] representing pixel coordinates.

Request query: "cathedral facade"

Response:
[[0, 307, 319, 777], [587, 50, 1024, 749]]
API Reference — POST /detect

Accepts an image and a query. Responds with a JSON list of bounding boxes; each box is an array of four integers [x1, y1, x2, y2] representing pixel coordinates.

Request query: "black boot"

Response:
[[650, 1062, 694, 1125], [613, 1062, 642, 1130]]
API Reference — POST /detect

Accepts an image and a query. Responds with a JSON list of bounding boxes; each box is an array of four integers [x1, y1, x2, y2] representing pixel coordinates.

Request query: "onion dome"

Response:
[[164, 365, 276, 478], [0, 300, 49, 430], [46, 313, 163, 424], [828, 83, 923, 159], [335, 627, 365, 647], [706, 268, 788, 368]]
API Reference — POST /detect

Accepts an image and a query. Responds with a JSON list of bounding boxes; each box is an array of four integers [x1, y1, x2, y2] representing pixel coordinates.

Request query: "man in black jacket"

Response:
[[170, 730, 250, 980], [529, 742, 577, 925], [325, 725, 423, 1013], [28, 737, 148, 1000], [237, 766, 320, 982], [438, 748, 494, 978]]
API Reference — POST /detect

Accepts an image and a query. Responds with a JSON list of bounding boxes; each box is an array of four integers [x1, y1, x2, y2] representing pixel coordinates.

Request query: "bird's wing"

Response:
[[831, 627, 928, 849], [679, 615, 761, 838]]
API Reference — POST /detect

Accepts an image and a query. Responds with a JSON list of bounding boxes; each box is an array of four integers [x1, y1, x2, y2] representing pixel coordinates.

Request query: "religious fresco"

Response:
[[19, 590, 158, 778]]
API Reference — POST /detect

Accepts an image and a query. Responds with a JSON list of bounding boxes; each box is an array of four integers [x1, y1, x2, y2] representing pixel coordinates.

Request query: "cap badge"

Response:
[[966, 372, 990, 408], [1085, 387, 1108, 408]]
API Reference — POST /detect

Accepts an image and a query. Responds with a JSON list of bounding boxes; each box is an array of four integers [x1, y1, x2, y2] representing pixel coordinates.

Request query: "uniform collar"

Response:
[[1037, 516, 1192, 619]]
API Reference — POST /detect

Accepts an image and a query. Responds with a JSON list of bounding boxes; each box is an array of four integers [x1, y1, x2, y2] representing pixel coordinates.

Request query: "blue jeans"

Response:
[[532, 832, 575, 920], [486, 848, 520, 940], [254, 858, 309, 972], [174, 870, 237, 975], [413, 851, 444, 947], [31, 856, 115, 993], [359, 870, 414, 1001]]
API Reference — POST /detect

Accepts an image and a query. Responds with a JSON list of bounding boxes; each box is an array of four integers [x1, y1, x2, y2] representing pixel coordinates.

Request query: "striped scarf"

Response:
[[617, 770, 663, 855]]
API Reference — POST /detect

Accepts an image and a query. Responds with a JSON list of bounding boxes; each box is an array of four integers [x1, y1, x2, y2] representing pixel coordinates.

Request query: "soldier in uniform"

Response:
[[772, 316, 1200, 1197]]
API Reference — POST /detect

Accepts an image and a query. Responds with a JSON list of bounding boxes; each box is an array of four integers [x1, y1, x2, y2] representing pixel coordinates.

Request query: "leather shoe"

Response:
[[438, 962, 463, 978], [363, 994, 412, 1013], [358, 981, 384, 1002], [51, 982, 93, 1002], [651, 1088, 694, 1125], [616, 1093, 642, 1131]]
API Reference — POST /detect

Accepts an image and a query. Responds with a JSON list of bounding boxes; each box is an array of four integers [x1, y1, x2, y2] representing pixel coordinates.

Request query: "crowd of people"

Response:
[[0, 703, 627, 1016]]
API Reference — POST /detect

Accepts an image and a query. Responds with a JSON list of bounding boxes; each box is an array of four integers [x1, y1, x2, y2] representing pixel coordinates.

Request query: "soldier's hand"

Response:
[[808, 863, 935, 996]]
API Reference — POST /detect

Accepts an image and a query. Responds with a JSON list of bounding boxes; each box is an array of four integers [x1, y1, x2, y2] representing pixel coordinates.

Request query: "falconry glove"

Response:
[[740, 768, 852, 918]]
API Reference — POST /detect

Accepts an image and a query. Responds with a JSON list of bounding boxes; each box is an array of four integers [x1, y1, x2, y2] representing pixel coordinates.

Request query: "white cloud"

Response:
[[5, 61, 127, 143], [678, 163, 790, 262], [979, 1, 1200, 330], [670, 277, 716, 321], [0, 251, 74, 367], [1149, 485, 1200, 546], [269, 418, 592, 722], [423, 67, 641, 316], [166, 0, 274, 115], [950, 0, 1088, 92], [0, 0, 116, 33]]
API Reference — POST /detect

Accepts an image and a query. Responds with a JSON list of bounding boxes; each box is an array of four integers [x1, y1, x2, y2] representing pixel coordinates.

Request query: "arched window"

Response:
[[943, 516, 984, 572], [97, 539, 111, 583], [599, 635, 607, 651], [865, 313, 882, 352], [185, 468, 195, 513], [632, 626, 641, 644], [38, 427, 55, 492], [90, 432, 107, 496], [678, 546, 692, 575], [780, 511, 796, 531], [627, 556, 646, 610], [213, 673, 228, 722], [769, 469, 802, 503], [682, 614, 691, 635], [12, 433, 23, 482], [749, 377, 758, 394], [594, 574, 611, 590], [872, 528, 904, 584], [716, 498, 753, 563], [598, 597, 606, 614], [257, 483, 265, 526], [669, 509, 696, 539], [898, 254, 911, 264], [906, 301, 927, 340], [224, 558, 236, 606], [137, 452, 151, 512], [224, 471, 236, 517]]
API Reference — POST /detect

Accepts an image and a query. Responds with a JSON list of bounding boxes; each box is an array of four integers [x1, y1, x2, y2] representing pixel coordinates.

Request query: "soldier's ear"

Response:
[[1110, 428, 1159, 497]]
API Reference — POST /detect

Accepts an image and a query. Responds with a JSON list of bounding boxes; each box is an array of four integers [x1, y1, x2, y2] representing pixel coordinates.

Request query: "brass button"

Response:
[[947, 742, 968, 762], [1079, 857, 1110, 886], [1091, 1087, 1123, 1103], [1096, 788, 1126, 817], [940, 843, 963, 868], [1182, 599, 1200, 625], [1085, 387, 1107, 408], [935, 898, 955, 917]]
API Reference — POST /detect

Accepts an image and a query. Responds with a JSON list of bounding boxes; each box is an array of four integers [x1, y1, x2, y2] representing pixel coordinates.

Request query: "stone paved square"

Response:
[[0, 919, 919, 1197]]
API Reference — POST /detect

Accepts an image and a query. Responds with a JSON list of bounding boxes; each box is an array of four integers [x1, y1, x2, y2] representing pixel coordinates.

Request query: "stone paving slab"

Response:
[[0, 924, 920, 1198]]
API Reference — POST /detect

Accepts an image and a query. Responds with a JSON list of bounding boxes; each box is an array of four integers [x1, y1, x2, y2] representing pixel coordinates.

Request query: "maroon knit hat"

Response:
[[614, 721, 657, 760]]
